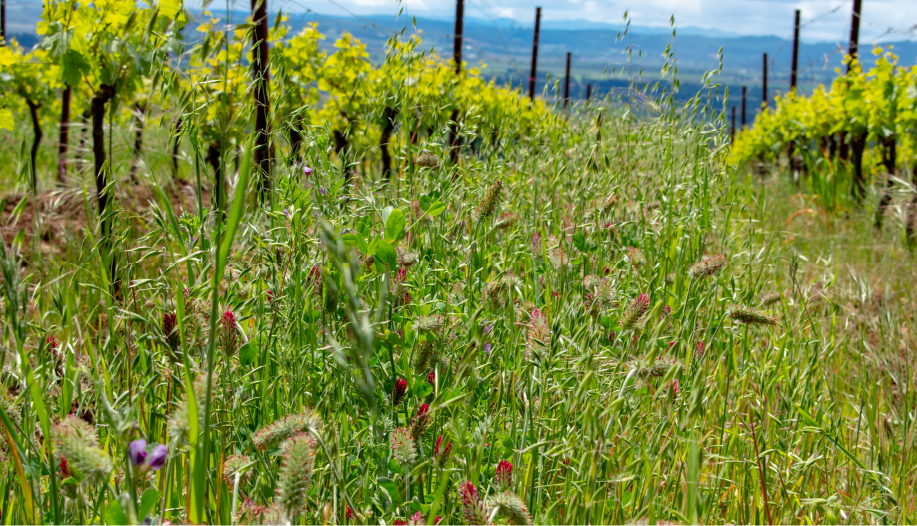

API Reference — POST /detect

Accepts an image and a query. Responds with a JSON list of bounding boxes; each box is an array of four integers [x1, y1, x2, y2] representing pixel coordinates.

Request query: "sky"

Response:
[[266, 0, 917, 43]]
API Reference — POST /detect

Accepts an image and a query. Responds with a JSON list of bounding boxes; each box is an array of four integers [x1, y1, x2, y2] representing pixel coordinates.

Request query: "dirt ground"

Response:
[[1, 180, 210, 254]]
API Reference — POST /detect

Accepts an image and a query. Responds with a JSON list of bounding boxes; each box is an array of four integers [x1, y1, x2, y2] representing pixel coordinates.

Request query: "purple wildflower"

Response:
[[148, 444, 168, 471], [129, 439, 148, 467], [129, 439, 168, 472]]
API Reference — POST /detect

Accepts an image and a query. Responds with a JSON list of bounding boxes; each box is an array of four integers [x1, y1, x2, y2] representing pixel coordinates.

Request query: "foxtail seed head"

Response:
[[277, 432, 317, 517], [621, 293, 650, 330], [728, 305, 777, 327], [687, 254, 727, 279], [487, 491, 532, 525], [475, 180, 503, 220], [222, 454, 253, 487], [760, 291, 782, 306], [51, 416, 112, 484], [253, 410, 322, 451]]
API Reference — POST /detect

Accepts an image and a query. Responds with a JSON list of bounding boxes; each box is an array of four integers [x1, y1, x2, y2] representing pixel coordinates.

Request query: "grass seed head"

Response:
[[531, 233, 543, 260], [398, 249, 420, 267], [307, 265, 323, 298], [627, 247, 647, 267], [277, 432, 317, 517], [222, 454, 253, 487], [253, 410, 322, 451], [414, 339, 436, 373], [413, 151, 438, 168], [687, 254, 727, 279], [475, 180, 503, 220], [728, 305, 777, 326], [525, 308, 551, 360], [761, 291, 782, 306], [169, 374, 214, 446], [488, 491, 532, 525], [162, 312, 180, 352], [237, 498, 286, 525], [621, 293, 650, 330], [51, 416, 111, 484], [414, 314, 445, 333]]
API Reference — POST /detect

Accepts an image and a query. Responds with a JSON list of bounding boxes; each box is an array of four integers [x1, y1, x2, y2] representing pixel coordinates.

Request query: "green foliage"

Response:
[[0, 4, 912, 526], [731, 46, 917, 170]]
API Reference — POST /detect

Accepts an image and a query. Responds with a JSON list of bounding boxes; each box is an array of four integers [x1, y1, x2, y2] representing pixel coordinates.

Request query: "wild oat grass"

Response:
[[1, 28, 915, 526]]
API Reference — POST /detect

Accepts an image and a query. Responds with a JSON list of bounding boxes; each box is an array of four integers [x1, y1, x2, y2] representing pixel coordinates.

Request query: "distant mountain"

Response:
[[385, 15, 743, 38], [540, 20, 742, 38]]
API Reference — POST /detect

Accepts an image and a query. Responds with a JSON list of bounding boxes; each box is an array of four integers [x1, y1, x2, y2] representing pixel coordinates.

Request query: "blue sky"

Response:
[[265, 0, 916, 42]]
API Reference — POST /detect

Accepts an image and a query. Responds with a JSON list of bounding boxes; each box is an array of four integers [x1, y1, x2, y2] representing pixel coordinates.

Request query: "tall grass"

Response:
[[1, 33, 915, 526]]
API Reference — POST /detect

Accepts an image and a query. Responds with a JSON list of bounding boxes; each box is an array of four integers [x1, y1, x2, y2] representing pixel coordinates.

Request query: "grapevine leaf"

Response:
[[0, 109, 14, 131], [160, 0, 182, 19], [61, 50, 90, 87]]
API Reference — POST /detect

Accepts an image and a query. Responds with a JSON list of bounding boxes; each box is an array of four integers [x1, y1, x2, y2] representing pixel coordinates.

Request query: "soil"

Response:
[[1, 179, 210, 255]]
